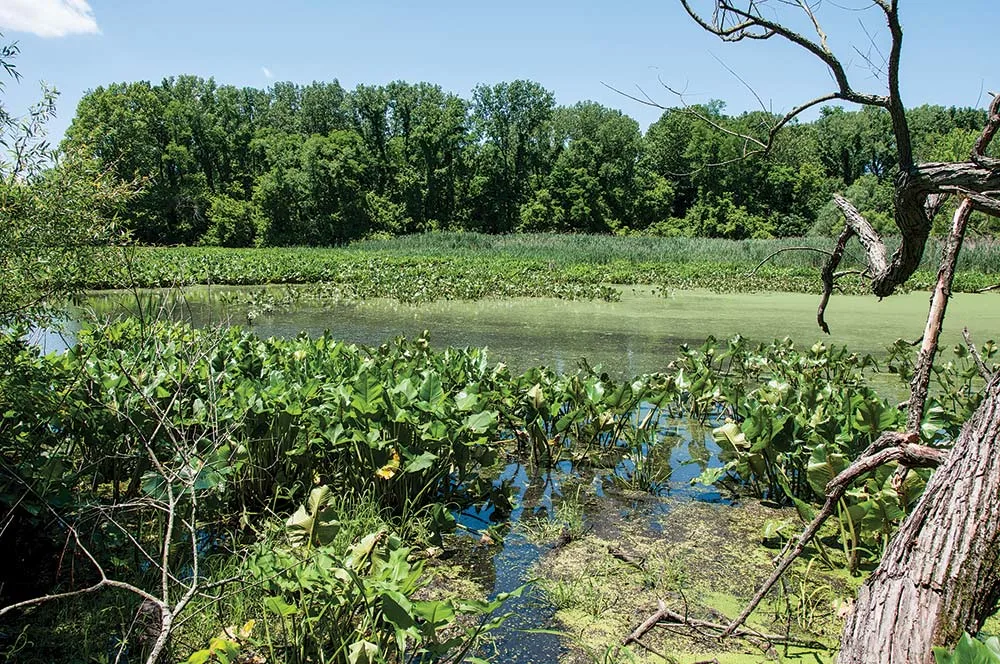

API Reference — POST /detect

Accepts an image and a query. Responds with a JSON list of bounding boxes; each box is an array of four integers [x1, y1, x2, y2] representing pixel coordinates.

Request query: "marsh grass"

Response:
[[79, 233, 1000, 301], [519, 487, 588, 545], [351, 231, 1000, 273]]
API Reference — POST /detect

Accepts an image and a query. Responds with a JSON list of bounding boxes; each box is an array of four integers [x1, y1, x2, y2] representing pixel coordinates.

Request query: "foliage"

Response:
[[59, 69, 994, 244], [71, 234, 1000, 313], [887, 337, 997, 439], [5, 306, 996, 659], [0, 34, 131, 325], [247, 489, 517, 664], [934, 633, 1000, 664], [1, 320, 514, 532]]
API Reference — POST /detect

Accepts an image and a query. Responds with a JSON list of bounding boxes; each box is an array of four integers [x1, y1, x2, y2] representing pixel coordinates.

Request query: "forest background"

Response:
[[60, 76, 996, 247]]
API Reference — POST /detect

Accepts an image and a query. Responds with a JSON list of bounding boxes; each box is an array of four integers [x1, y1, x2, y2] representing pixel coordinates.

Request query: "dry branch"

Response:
[[905, 198, 974, 430], [745, 246, 835, 278], [625, 599, 827, 650], [963, 328, 993, 381], [817, 225, 855, 334], [719, 432, 945, 637]]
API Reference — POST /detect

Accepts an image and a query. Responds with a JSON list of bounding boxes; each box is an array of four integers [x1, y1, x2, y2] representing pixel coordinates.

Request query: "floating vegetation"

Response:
[[76, 236, 1000, 305], [4, 319, 994, 662]]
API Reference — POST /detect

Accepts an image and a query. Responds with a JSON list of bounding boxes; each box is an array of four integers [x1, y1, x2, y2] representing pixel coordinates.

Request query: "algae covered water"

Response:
[[30, 285, 996, 661], [60, 285, 1000, 378]]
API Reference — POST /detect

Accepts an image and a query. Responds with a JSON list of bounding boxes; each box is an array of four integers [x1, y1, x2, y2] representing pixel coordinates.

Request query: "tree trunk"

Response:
[[839, 372, 1000, 663]]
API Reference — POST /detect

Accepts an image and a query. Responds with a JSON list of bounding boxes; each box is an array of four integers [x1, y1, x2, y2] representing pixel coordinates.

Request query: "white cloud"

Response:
[[262, 66, 274, 79], [0, 0, 99, 38]]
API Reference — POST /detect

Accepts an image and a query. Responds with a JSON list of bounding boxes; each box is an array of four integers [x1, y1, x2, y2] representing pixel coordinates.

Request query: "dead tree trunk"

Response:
[[669, 1, 1000, 660], [839, 372, 1000, 663]]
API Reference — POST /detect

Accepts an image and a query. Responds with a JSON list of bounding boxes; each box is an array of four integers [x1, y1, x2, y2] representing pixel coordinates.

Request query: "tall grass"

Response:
[[349, 232, 1000, 273], [77, 233, 1000, 296]]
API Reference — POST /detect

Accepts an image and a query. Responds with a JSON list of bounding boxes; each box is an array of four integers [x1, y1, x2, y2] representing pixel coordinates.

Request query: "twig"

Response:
[[975, 284, 1000, 294], [963, 327, 993, 381], [626, 601, 827, 650], [625, 599, 669, 644], [722, 432, 946, 637], [745, 246, 835, 277]]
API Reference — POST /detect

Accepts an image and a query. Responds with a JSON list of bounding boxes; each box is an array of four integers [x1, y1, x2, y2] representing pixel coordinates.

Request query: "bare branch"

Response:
[[881, 0, 912, 169], [627, 601, 828, 650], [679, 0, 887, 107], [818, 224, 855, 334], [971, 93, 1000, 171], [963, 327, 994, 381], [722, 432, 945, 636], [906, 197, 974, 430], [746, 246, 835, 277]]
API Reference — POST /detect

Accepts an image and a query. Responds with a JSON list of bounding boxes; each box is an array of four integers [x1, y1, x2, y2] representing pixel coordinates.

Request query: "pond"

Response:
[[33, 285, 999, 661], [46, 285, 1000, 379]]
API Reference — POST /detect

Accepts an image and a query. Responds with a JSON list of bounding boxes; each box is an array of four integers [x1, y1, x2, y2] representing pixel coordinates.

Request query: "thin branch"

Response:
[[975, 284, 1000, 294], [721, 432, 945, 637], [709, 51, 769, 114], [818, 225, 855, 334], [963, 327, 994, 381], [855, 16, 888, 81], [906, 197, 973, 430], [627, 602, 827, 650], [971, 93, 1000, 171], [680, 0, 887, 107], [746, 246, 835, 277]]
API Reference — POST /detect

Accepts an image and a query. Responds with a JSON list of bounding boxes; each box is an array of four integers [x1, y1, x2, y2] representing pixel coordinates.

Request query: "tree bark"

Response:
[[672, 5, 1000, 659], [839, 372, 1000, 663]]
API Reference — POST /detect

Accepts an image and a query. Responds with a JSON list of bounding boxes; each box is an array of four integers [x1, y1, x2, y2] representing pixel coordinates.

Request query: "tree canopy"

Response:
[[60, 75, 993, 246]]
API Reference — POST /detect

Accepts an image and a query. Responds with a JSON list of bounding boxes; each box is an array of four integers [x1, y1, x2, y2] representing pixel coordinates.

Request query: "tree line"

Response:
[[61, 75, 992, 246]]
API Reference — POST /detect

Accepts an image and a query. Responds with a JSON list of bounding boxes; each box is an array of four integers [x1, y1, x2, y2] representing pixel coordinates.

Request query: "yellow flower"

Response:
[[375, 449, 401, 480]]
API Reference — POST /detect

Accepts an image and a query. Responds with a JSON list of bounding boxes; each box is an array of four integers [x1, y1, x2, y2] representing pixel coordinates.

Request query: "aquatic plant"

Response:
[[245, 486, 517, 664], [73, 238, 1000, 305]]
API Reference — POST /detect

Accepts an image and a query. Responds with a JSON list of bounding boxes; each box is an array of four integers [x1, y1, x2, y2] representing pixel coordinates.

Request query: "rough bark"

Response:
[[672, 4, 1000, 661], [839, 372, 1000, 663]]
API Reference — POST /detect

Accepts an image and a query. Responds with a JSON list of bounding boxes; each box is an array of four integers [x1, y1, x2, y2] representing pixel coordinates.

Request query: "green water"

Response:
[[73, 285, 1000, 377], [54, 285, 998, 662]]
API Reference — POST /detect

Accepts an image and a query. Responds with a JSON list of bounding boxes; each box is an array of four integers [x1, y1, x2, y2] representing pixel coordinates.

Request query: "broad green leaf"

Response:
[[712, 421, 749, 451], [455, 389, 479, 411], [418, 372, 444, 405], [463, 409, 497, 433], [806, 444, 848, 496], [585, 381, 605, 404], [351, 370, 385, 413], [263, 595, 297, 617], [381, 590, 417, 630], [186, 650, 212, 664], [347, 640, 379, 664], [404, 451, 438, 474], [934, 632, 1000, 664], [285, 485, 340, 547]]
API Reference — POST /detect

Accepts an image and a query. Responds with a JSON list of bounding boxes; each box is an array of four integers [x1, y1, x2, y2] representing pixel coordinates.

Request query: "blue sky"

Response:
[[1, 0, 997, 146]]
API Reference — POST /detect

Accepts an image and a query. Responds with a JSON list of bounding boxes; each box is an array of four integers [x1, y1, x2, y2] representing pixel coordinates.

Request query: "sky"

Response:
[[1, 0, 997, 147]]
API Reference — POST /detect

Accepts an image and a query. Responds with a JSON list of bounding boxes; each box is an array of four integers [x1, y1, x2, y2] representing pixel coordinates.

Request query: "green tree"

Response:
[[1, 36, 130, 325], [546, 101, 643, 231], [470, 80, 555, 232], [254, 130, 370, 244]]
